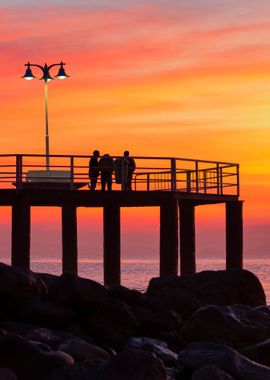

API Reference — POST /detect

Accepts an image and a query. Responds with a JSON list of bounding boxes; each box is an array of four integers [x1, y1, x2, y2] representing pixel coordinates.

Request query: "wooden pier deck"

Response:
[[0, 154, 243, 286]]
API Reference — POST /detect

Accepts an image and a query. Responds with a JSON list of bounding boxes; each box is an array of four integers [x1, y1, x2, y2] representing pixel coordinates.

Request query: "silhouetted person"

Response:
[[124, 151, 136, 191], [89, 150, 100, 190], [99, 154, 114, 190]]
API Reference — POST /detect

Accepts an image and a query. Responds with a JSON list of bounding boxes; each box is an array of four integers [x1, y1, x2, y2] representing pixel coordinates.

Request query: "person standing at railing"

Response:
[[99, 154, 114, 191], [124, 151, 136, 191], [89, 150, 100, 190]]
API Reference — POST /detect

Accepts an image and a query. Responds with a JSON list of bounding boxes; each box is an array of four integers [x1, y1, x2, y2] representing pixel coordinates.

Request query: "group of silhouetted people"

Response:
[[88, 150, 136, 191]]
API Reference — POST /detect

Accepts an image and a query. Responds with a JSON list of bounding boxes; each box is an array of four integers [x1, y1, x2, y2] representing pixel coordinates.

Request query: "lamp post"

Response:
[[22, 61, 69, 170]]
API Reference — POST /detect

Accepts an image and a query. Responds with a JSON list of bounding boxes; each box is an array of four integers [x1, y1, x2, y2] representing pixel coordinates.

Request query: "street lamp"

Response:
[[22, 61, 69, 170]]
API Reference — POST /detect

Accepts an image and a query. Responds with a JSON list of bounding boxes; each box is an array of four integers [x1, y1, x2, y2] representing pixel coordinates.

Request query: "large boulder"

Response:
[[0, 334, 69, 380], [0, 263, 47, 312], [109, 285, 145, 306], [49, 273, 109, 313], [85, 299, 137, 349], [126, 337, 178, 367], [241, 338, 270, 367], [183, 304, 270, 348], [192, 365, 235, 380], [25, 327, 80, 350], [0, 368, 17, 380], [97, 349, 168, 380], [145, 270, 266, 320], [18, 296, 76, 328], [58, 338, 111, 364], [137, 310, 183, 340], [178, 342, 270, 380]]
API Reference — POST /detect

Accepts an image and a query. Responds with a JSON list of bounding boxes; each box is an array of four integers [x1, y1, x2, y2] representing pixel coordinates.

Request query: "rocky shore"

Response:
[[0, 262, 269, 379]]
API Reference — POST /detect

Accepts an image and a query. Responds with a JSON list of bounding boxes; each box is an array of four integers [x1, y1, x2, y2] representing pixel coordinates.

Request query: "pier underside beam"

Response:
[[179, 202, 196, 276], [226, 200, 243, 270], [160, 199, 178, 276], [62, 204, 78, 275], [12, 199, 31, 268], [103, 204, 121, 286]]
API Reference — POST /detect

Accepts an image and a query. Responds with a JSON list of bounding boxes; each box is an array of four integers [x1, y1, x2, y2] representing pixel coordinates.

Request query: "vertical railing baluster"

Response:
[[70, 156, 74, 190], [216, 163, 220, 195], [16, 155, 22, 189], [195, 161, 199, 193], [220, 166, 223, 195], [236, 164, 240, 196], [203, 170, 207, 194], [170, 158, 176, 191]]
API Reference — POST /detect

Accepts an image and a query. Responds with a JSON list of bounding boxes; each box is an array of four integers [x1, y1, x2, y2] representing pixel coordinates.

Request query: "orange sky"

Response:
[[0, 0, 269, 260]]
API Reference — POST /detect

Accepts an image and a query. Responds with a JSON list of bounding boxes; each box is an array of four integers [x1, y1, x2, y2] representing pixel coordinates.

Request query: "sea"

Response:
[[2, 257, 269, 303]]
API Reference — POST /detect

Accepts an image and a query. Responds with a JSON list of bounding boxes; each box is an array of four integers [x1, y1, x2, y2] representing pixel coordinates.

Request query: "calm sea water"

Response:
[[2, 258, 270, 303]]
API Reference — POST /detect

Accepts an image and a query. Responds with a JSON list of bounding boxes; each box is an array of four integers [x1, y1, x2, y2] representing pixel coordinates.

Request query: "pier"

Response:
[[0, 154, 243, 286]]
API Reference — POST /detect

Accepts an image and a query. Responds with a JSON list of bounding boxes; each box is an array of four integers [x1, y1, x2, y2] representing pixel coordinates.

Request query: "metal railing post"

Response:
[[195, 161, 199, 193], [170, 158, 177, 191], [216, 163, 220, 195], [70, 156, 74, 189], [220, 166, 223, 195], [147, 173, 150, 191], [16, 155, 23, 189], [203, 170, 207, 194], [236, 164, 240, 196], [187, 170, 191, 192]]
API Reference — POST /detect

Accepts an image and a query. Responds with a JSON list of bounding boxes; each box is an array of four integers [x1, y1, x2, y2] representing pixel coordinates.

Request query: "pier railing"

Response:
[[0, 154, 239, 196]]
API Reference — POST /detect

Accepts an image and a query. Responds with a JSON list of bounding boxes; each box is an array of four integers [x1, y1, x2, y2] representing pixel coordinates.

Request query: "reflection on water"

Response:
[[1, 257, 270, 302]]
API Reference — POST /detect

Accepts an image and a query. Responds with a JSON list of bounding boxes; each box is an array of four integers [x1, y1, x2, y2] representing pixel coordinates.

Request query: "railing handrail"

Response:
[[0, 153, 238, 167]]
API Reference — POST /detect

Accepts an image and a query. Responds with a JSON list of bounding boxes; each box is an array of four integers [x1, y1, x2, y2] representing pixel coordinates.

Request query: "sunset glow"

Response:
[[0, 0, 269, 258]]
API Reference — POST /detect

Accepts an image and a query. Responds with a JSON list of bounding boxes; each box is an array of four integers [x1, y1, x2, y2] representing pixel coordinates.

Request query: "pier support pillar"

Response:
[[226, 201, 243, 270], [62, 204, 78, 275], [160, 199, 178, 276], [179, 202, 196, 276], [12, 199, 31, 268], [103, 204, 121, 286]]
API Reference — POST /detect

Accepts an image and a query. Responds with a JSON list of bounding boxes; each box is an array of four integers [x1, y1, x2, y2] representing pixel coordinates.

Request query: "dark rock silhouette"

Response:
[[97, 349, 168, 380], [182, 304, 269, 348], [0, 263, 269, 379], [145, 270, 266, 320], [191, 365, 235, 379], [178, 342, 270, 379]]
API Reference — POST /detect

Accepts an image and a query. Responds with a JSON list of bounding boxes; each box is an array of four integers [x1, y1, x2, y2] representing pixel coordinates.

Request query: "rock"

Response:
[[241, 338, 270, 367], [126, 337, 168, 349], [109, 285, 145, 306], [126, 337, 177, 367], [58, 338, 111, 364], [25, 327, 79, 350], [182, 304, 269, 348], [37, 273, 59, 293], [165, 367, 178, 380], [97, 348, 168, 380], [191, 365, 235, 379], [137, 310, 183, 339], [0, 263, 47, 313], [0, 368, 17, 380], [50, 273, 109, 312], [86, 299, 137, 349], [146, 270, 266, 320], [0, 321, 36, 337], [45, 361, 100, 380], [178, 342, 270, 380], [18, 296, 76, 329], [0, 333, 69, 379]]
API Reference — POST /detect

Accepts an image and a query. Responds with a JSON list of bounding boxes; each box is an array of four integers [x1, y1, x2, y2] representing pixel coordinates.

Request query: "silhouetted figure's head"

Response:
[[124, 151, 129, 157], [93, 150, 99, 157]]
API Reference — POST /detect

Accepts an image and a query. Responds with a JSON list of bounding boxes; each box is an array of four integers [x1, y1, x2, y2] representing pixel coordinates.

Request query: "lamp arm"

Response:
[[47, 62, 66, 70], [25, 63, 45, 72]]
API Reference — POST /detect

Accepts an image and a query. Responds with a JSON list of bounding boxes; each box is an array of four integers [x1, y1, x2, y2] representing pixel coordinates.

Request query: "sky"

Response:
[[0, 0, 269, 263]]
